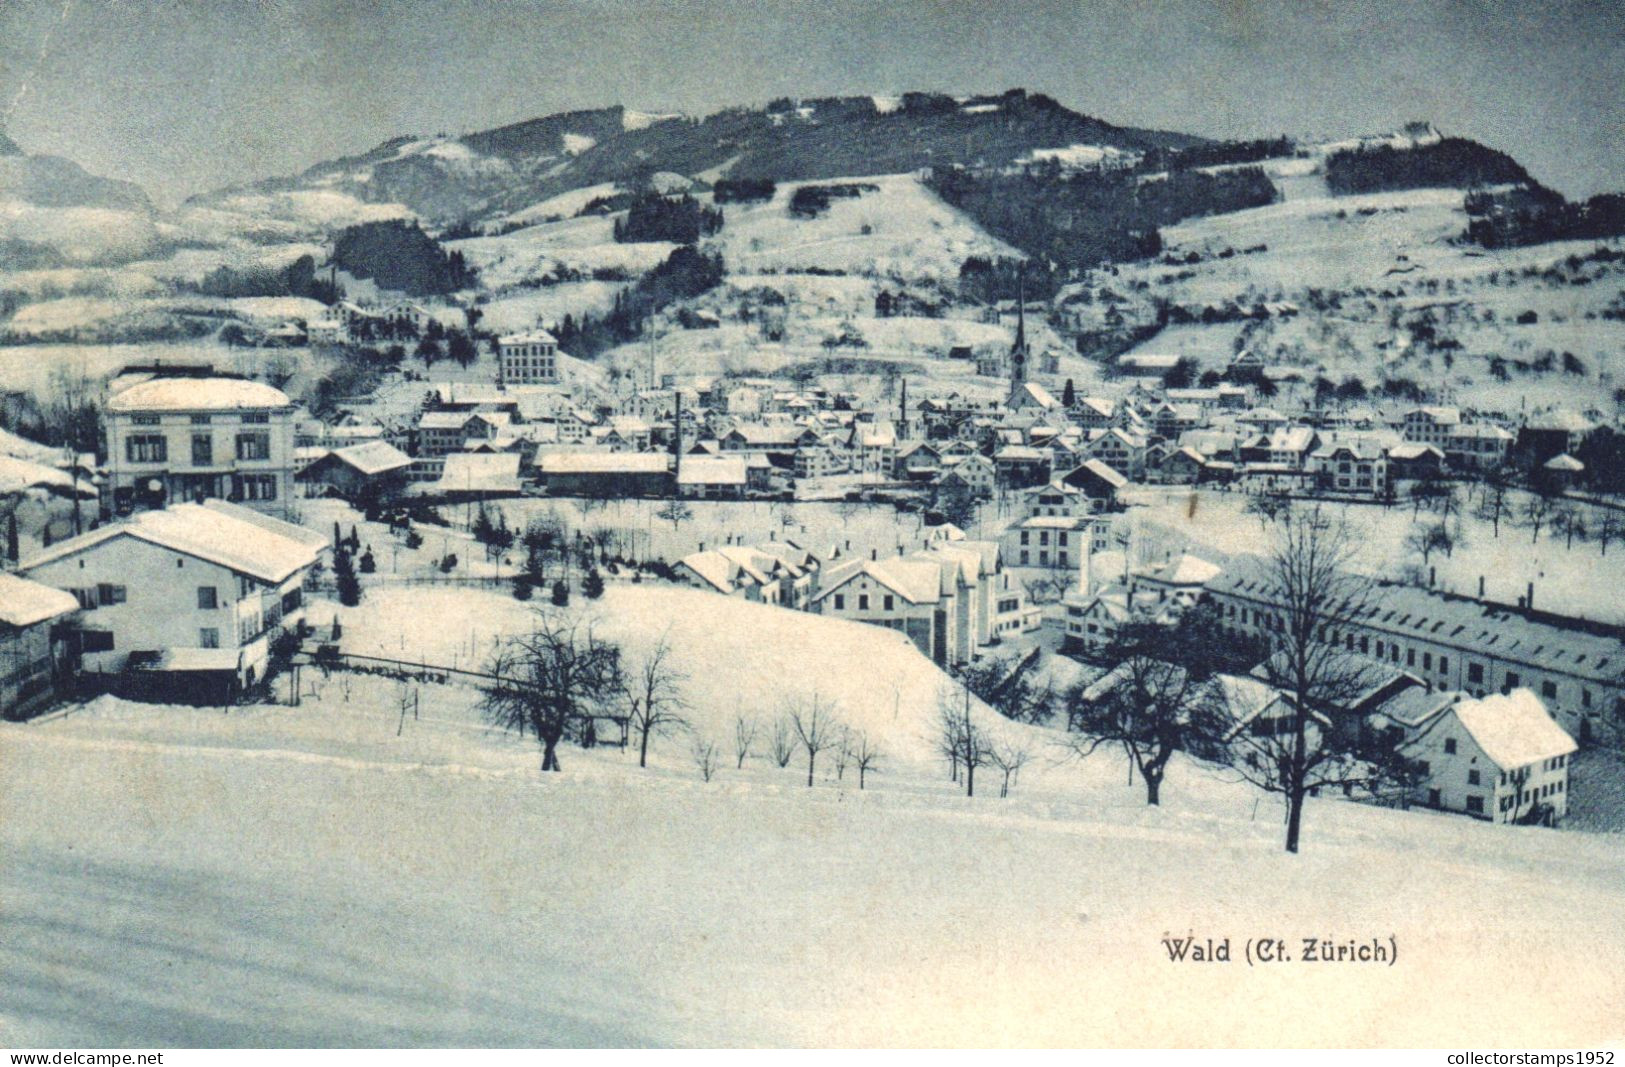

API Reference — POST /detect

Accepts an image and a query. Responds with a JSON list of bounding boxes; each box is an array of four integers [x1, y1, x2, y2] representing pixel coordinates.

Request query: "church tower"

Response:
[[1007, 272, 1029, 403]]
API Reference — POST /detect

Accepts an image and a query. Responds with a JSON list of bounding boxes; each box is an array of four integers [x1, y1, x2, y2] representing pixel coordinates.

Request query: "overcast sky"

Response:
[[1, 0, 1619, 205]]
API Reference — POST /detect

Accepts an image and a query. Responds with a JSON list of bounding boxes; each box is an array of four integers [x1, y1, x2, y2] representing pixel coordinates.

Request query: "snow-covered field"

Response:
[[5, 616, 1623, 1046]]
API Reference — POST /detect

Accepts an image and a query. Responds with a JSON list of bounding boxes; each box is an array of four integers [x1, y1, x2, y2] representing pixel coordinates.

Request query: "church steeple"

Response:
[[1008, 270, 1029, 401]]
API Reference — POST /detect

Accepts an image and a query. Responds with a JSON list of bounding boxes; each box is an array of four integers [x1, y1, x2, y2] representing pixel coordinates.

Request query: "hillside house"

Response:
[[1401, 407, 1461, 449], [677, 455, 749, 499], [1311, 441, 1388, 499], [1403, 689, 1576, 824], [18, 502, 321, 694], [296, 440, 413, 500]]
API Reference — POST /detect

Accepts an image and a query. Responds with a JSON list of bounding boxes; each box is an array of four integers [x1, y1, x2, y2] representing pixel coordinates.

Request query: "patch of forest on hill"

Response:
[[331, 219, 478, 296], [1465, 185, 1625, 248], [927, 164, 1278, 269], [1324, 137, 1529, 195]]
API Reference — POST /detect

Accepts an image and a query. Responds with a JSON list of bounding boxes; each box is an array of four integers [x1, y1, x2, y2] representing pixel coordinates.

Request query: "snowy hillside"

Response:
[[5, 650, 1623, 1046]]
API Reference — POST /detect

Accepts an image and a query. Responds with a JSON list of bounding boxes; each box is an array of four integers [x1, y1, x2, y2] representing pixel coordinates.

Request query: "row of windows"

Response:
[[128, 412, 271, 426], [124, 432, 271, 464], [832, 592, 895, 612], [1018, 530, 1070, 546]]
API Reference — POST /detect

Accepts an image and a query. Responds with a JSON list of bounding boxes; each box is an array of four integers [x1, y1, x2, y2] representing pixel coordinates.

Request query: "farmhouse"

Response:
[[1403, 689, 1576, 824], [0, 573, 79, 719], [536, 452, 673, 497]]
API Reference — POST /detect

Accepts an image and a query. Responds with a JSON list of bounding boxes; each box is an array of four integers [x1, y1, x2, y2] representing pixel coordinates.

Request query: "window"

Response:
[[1019, 550, 1029, 565], [1444, 738, 1457, 754], [1424, 652, 1433, 670], [81, 630, 115, 652], [1468, 663, 1484, 684], [1541, 680, 1557, 699], [235, 432, 271, 461], [199, 628, 220, 649], [72, 588, 96, 610], [858, 594, 869, 611], [97, 583, 127, 605], [190, 414, 212, 425], [1465, 795, 1484, 814], [198, 586, 218, 610], [833, 594, 844, 610], [1020, 531, 1029, 545], [242, 412, 270, 424], [125, 434, 167, 463], [1439, 657, 1448, 674], [883, 595, 894, 611], [1467, 769, 1480, 785], [129, 414, 159, 426], [1407, 648, 1416, 667], [191, 434, 213, 465], [1058, 532, 1068, 546], [1503, 671, 1520, 693], [236, 474, 278, 501]]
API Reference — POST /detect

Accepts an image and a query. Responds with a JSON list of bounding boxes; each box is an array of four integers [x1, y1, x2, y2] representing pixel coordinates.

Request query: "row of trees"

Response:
[[479, 618, 886, 786]]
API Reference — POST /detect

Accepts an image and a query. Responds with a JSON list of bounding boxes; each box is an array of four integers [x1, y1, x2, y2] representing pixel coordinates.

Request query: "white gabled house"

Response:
[[1403, 689, 1576, 824], [17, 501, 323, 694]]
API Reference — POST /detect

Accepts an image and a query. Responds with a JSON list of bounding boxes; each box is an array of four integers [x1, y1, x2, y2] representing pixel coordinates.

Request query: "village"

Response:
[[3, 287, 1622, 849]]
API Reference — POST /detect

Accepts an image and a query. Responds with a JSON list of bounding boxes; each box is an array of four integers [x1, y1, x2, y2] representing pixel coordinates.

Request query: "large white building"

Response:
[[1402, 689, 1576, 824], [106, 377, 296, 517], [18, 501, 324, 692], [498, 330, 561, 385]]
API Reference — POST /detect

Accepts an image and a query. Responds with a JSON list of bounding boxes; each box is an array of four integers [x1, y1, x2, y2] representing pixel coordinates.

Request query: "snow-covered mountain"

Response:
[[187, 91, 1203, 226], [0, 130, 158, 266]]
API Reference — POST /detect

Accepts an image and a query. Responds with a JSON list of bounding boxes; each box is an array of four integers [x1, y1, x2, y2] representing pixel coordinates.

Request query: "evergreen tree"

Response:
[[359, 548, 376, 574], [1062, 378, 1076, 407], [583, 568, 605, 599], [551, 580, 570, 607], [334, 546, 362, 607]]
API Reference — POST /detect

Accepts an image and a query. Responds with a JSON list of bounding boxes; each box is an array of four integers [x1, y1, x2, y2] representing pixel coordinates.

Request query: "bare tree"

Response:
[[1244, 492, 1291, 531], [1550, 501, 1589, 550], [481, 612, 624, 772], [832, 725, 852, 781], [692, 736, 720, 781], [986, 736, 1035, 798], [1061, 619, 1226, 806], [655, 498, 694, 531], [850, 730, 882, 789], [769, 716, 796, 768], [937, 683, 988, 796], [733, 713, 758, 769], [1404, 522, 1454, 568], [1233, 506, 1397, 853], [1596, 510, 1623, 557], [789, 695, 839, 787], [1472, 475, 1512, 538], [626, 635, 689, 767], [1521, 492, 1552, 544]]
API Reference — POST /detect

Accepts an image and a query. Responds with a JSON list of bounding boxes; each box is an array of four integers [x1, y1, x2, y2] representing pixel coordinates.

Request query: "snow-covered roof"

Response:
[[324, 440, 413, 476], [108, 378, 291, 413], [1449, 689, 1577, 770], [1144, 554, 1222, 587], [498, 329, 558, 347], [0, 573, 79, 627], [0, 455, 94, 498], [1542, 453, 1585, 472], [199, 499, 331, 555], [537, 452, 670, 475], [677, 456, 748, 486], [814, 557, 942, 606], [438, 452, 522, 493], [21, 503, 319, 584]]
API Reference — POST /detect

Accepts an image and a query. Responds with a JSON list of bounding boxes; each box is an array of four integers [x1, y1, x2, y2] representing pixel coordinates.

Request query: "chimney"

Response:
[[1428, 565, 1435, 588], [871, 548, 877, 561], [769, 529, 775, 541], [1478, 575, 1485, 599], [1527, 581, 1534, 612], [699, 541, 705, 551]]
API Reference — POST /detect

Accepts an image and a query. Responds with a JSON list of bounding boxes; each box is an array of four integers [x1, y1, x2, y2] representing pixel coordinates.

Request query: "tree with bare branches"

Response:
[[625, 635, 689, 768], [850, 731, 882, 789], [1231, 506, 1397, 853], [692, 736, 720, 781], [954, 654, 1053, 726], [1061, 618, 1227, 806], [733, 713, 758, 769], [788, 695, 839, 787], [986, 736, 1034, 798], [480, 612, 624, 773], [769, 717, 796, 768], [937, 683, 989, 796]]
